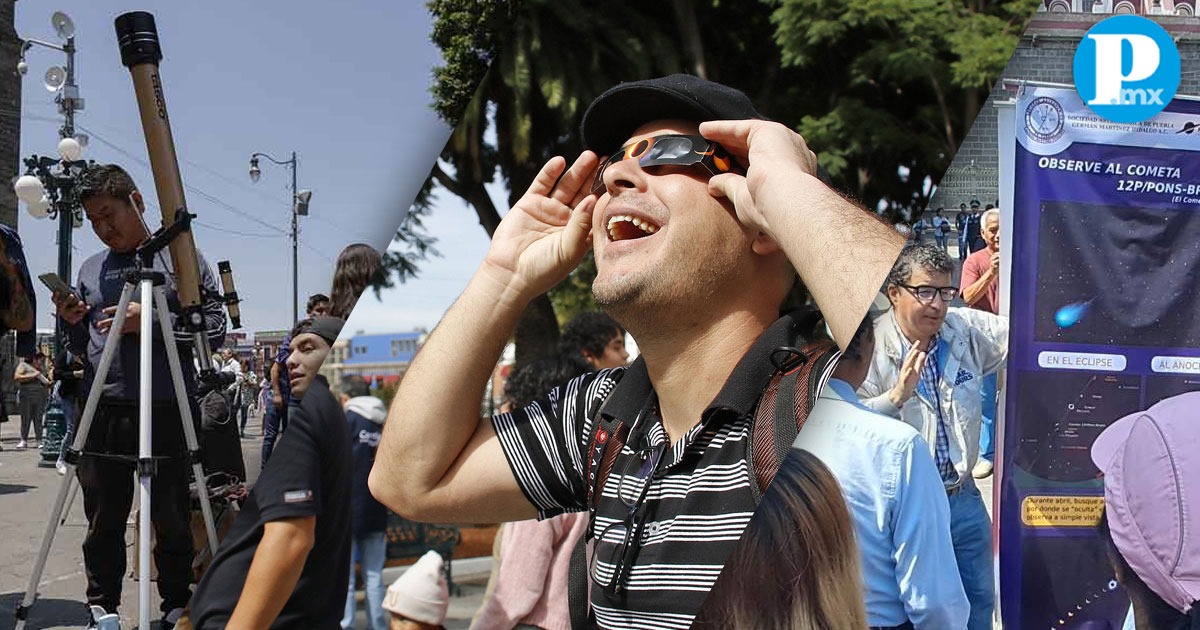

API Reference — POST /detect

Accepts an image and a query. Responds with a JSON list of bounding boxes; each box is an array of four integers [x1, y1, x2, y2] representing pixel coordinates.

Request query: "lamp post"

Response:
[[14, 12, 88, 354], [13, 12, 91, 466], [248, 151, 311, 324]]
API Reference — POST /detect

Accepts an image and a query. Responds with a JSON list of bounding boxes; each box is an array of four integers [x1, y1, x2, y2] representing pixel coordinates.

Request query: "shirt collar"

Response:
[[598, 310, 820, 427]]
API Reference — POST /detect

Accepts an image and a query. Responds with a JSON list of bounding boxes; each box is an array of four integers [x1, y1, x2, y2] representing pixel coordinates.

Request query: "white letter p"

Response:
[[1087, 33, 1160, 105]]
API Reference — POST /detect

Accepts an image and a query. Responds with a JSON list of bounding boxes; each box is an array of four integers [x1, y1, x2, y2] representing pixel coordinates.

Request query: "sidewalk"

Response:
[[0, 412, 264, 630]]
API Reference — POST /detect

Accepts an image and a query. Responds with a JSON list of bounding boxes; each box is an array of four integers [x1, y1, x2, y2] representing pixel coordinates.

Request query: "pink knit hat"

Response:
[[1091, 392, 1200, 615]]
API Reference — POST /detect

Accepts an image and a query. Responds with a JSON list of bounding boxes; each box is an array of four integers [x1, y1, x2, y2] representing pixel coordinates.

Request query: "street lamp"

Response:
[[248, 151, 310, 324], [14, 10, 90, 348], [13, 11, 92, 466]]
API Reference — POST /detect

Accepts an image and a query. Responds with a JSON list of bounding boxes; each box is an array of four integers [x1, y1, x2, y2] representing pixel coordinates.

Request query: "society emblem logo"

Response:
[[1025, 96, 1066, 143], [1073, 15, 1181, 124]]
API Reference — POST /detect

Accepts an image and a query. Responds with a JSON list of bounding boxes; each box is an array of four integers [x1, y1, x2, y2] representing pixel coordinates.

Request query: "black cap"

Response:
[[292, 316, 345, 346], [580, 74, 766, 155], [115, 12, 162, 68], [969, 199, 981, 208]]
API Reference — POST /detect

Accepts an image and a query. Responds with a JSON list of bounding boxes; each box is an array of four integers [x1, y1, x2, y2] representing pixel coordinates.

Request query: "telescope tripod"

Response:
[[15, 268, 219, 630]]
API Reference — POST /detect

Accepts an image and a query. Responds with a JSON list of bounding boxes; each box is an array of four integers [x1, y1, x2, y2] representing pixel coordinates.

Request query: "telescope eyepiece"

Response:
[[115, 11, 162, 68]]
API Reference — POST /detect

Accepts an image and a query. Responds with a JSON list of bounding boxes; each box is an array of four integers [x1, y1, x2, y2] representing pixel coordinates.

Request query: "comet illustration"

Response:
[[1054, 299, 1096, 329]]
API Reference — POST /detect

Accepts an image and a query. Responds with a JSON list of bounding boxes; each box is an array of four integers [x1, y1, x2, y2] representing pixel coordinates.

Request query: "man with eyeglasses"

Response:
[[371, 74, 905, 629], [859, 242, 1008, 630]]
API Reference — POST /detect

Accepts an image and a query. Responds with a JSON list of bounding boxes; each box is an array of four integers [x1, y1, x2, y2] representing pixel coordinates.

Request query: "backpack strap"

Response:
[[751, 340, 838, 495], [570, 372, 628, 630]]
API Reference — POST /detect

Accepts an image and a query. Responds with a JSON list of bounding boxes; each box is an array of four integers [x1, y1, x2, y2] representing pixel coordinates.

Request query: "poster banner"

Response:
[[1001, 84, 1200, 630]]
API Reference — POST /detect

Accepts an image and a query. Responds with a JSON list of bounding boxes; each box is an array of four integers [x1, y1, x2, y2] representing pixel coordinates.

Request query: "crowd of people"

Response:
[[2, 71, 1196, 630]]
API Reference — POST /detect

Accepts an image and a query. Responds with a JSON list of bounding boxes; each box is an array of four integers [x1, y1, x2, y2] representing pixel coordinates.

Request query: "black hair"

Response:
[[79, 164, 138, 205], [1097, 509, 1191, 629], [504, 354, 592, 409], [886, 243, 955, 288], [559, 312, 624, 360], [306, 294, 330, 314], [329, 243, 383, 319], [341, 374, 371, 398], [840, 318, 875, 363]]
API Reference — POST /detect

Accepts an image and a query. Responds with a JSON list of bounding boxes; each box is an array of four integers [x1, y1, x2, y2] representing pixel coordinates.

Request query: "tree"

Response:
[[766, 0, 1039, 220], [402, 0, 1037, 364]]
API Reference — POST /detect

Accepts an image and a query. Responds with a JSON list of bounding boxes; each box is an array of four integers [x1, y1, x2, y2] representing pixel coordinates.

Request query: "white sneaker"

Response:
[[16, 440, 26, 450], [86, 605, 120, 630], [972, 459, 994, 479]]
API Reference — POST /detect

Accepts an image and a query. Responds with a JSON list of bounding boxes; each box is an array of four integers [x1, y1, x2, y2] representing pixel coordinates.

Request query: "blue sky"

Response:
[[15, 1, 454, 338]]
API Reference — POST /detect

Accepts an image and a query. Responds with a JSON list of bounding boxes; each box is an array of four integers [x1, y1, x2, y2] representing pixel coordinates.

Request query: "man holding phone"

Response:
[[52, 163, 226, 629]]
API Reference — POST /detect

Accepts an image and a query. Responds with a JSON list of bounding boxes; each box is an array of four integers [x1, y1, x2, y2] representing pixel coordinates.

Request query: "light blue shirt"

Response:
[[798, 378, 969, 630]]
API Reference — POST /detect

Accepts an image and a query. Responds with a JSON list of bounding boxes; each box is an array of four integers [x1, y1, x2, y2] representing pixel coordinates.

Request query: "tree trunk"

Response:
[[514, 294, 561, 368], [672, 0, 707, 79]]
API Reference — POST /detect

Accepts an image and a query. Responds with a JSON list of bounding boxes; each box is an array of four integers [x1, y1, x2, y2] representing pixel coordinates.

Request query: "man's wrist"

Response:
[[888, 387, 910, 408], [475, 260, 538, 314]]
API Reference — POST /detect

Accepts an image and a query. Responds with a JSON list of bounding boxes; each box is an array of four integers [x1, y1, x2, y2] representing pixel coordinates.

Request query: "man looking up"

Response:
[[189, 316, 352, 629], [859, 243, 1007, 630], [371, 75, 905, 628], [52, 163, 227, 629]]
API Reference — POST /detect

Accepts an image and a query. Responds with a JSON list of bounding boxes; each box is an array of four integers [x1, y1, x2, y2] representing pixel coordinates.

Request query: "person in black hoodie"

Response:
[[340, 374, 390, 630], [188, 316, 351, 629]]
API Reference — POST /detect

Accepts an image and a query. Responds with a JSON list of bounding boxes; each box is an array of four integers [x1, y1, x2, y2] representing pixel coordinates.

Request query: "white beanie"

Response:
[[382, 550, 449, 625]]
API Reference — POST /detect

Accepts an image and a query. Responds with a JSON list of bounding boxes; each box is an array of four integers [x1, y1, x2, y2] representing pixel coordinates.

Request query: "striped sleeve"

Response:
[[492, 368, 623, 519]]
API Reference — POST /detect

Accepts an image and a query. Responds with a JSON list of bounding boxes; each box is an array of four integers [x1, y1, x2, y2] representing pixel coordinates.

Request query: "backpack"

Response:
[[567, 330, 839, 629]]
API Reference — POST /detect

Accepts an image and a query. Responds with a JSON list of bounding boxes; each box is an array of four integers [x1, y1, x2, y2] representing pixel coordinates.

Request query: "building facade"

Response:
[[931, 11, 1200, 216]]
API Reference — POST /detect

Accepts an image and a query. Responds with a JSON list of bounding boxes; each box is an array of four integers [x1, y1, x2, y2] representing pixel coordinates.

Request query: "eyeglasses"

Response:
[[591, 134, 744, 194], [899, 284, 959, 303], [589, 440, 665, 595]]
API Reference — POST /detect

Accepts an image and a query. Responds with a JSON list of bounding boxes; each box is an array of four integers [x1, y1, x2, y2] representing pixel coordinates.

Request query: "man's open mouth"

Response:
[[606, 214, 661, 241]]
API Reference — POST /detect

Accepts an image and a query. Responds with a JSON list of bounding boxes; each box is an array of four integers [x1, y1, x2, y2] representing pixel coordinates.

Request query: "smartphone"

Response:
[[38, 272, 75, 297]]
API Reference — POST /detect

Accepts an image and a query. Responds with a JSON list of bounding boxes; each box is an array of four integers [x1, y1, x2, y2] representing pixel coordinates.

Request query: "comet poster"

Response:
[[1000, 85, 1200, 630]]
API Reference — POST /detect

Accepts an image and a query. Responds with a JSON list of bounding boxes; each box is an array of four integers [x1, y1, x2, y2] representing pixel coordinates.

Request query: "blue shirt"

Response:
[[798, 378, 969, 630]]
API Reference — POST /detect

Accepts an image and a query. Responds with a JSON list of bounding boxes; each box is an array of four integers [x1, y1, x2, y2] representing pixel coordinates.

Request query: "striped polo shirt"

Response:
[[492, 315, 813, 629]]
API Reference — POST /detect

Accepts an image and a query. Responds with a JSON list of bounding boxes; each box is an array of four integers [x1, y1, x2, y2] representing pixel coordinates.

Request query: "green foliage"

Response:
[[402, 0, 1036, 356], [765, 0, 1034, 219]]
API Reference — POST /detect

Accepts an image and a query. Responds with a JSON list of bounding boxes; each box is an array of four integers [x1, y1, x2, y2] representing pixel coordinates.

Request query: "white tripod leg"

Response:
[[138, 275, 154, 630], [14, 282, 137, 630], [152, 286, 219, 555]]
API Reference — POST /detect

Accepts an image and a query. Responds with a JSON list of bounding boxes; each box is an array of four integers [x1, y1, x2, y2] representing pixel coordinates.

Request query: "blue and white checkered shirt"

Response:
[[916, 333, 958, 483]]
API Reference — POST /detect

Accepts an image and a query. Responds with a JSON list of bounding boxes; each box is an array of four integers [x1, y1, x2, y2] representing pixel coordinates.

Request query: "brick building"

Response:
[[931, 11, 1200, 215]]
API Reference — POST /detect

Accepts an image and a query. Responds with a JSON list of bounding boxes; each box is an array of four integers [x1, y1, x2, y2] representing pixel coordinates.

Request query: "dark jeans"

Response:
[[77, 401, 194, 614], [260, 397, 288, 469], [57, 394, 79, 459], [238, 402, 250, 435]]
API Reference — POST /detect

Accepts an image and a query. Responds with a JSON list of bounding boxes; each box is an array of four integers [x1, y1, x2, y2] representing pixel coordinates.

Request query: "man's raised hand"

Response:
[[481, 152, 599, 302], [700, 119, 819, 239]]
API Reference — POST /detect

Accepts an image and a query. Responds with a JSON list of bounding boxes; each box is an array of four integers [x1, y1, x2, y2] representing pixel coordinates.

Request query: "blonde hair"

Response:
[[693, 449, 868, 630]]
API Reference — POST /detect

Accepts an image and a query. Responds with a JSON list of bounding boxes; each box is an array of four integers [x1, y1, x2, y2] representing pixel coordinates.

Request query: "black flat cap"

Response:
[[580, 74, 766, 156]]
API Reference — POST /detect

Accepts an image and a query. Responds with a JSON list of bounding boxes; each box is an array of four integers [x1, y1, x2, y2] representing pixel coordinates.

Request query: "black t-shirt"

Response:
[[189, 376, 351, 629]]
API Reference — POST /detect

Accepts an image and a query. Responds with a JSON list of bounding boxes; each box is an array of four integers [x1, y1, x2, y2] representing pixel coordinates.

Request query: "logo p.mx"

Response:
[[1072, 15, 1180, 124]]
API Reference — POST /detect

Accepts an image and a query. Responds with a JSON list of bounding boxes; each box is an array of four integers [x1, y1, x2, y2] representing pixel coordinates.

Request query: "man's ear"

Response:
[[130, 190, 145, 213], [750, 231, 782, 256]]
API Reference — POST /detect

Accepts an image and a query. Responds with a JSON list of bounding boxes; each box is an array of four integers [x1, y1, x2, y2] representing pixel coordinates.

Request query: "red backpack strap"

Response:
[[750, 340, 838, 497], [586, 415, 628, 514]]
